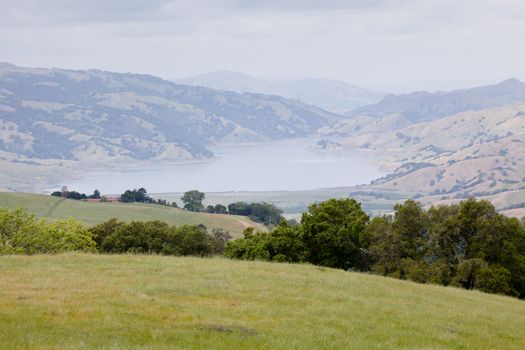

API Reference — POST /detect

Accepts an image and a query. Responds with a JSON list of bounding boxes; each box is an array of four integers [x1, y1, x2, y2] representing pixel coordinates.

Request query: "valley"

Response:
[[1, 63, 524, 219], [3, 2, 525, 349]]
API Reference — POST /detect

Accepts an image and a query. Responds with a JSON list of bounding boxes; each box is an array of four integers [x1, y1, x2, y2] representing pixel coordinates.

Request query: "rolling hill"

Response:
[[0, 192, 267, 237], [0, 63, 339, 163], [178, 71, 383, 113], [318, 102, 525, 215], [1, 254, 524, 349]]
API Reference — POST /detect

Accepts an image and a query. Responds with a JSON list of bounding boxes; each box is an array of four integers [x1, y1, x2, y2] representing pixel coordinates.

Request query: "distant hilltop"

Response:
[[177, 70, 384, 114]]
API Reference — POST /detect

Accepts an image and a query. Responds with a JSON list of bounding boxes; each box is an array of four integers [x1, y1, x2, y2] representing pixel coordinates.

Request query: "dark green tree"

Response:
[[181, 190, 205, 212], [301, 198, 370, 270], [90, 189, 101, 199], [214, 204, 228, 214]]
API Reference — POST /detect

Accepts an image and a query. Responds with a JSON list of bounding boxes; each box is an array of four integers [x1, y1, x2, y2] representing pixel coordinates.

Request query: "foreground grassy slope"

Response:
[[0, 254, 524, 349], [0, 192, 266, 237]]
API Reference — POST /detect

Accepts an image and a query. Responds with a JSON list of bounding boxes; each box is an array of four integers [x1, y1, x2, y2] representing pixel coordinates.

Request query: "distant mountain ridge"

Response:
[[177, 71, 383, 113], [349, 78, 525, 122], [0, 63, 339, 163]]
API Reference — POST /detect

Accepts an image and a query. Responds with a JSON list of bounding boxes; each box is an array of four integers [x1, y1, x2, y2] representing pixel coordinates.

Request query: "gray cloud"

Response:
[[1, 0, 524, 92]]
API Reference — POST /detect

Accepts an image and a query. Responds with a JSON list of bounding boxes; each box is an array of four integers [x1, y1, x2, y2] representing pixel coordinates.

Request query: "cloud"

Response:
[[1, 0, 524, 92]]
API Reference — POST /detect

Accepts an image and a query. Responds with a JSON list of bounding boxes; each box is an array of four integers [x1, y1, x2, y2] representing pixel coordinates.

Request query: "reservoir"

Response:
[[65, 139, 385, 194]]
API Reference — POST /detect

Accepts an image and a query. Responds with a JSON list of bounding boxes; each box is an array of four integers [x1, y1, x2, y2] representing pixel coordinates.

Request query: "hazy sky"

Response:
[[1, 0, 525, 92]]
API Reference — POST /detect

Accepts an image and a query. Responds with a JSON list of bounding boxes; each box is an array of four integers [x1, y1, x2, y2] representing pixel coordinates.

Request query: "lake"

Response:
[[65, 139, 385, 194]]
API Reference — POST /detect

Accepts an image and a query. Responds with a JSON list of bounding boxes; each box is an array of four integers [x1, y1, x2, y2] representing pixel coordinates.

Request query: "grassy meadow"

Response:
[[0, 253, 524, 349], [0, 192, 267, 237]]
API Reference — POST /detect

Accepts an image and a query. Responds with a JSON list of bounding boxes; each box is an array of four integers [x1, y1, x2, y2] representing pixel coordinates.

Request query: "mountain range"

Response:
[[177, 71, 383, 114]]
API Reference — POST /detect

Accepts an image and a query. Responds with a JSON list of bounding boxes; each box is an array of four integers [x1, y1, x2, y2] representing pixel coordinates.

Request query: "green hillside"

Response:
[[0, 192, 267, 237], [0, 254, 524, 349]]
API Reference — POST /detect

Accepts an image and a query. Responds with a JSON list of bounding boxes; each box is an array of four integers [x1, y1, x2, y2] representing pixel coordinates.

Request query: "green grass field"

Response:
[[0, 192, 267, 237], [0, 254, 523, 349]]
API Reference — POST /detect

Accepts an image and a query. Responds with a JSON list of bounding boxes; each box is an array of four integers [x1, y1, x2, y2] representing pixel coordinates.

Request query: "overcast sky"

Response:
[[1, 0, 525, 92]]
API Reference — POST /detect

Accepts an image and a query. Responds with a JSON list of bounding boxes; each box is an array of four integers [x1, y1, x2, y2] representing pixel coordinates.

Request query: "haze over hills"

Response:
[[177, 71, 383, 114], [0, 63, 338, 163]]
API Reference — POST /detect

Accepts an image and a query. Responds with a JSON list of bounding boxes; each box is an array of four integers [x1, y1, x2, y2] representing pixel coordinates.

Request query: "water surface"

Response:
[[65, 140, 385, 194]]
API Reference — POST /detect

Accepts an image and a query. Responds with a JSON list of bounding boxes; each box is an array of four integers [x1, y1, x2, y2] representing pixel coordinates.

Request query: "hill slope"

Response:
[[0, 63, 338, 163], [1, 254, 524, 349], [348, 78, 525, 123], [178, 71, 383, 113], [0, 192, 266, 236]]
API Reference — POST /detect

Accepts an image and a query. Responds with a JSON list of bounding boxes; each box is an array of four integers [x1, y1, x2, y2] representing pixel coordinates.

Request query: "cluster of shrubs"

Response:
[[90, 219, 231, 255], [0, 208, 230, 256], [120, 188, 178, 207], [0, 208, 96, 254], [225, 198, 525, 298], [227, 202, 283, 226], [51, 188, 101, 200]]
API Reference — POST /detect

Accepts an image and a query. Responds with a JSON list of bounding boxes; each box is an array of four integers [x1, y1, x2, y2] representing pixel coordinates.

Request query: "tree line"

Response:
[[225, 198, 525, 298], [50, 188, 283, 226], [51, 187, 101, 200]]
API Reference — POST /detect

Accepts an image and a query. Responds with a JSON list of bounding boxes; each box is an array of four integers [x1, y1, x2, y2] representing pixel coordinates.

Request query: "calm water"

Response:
[[65, 140, 385, 194]]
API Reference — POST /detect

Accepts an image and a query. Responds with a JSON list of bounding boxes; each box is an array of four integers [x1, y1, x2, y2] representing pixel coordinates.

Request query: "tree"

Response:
[[391, 200, 428, 262], [181, 190, 205, 212], [119, 188, 151, 203], [365, 215, 397, 275], [67, 191, 87, 200], [90, 189, 101, 199], [227, 202, 283, 225], [301, 198, 370, 270], [228, 202, 251, 216], [249, 203, 283, 226], [214, 204, 228, 214]]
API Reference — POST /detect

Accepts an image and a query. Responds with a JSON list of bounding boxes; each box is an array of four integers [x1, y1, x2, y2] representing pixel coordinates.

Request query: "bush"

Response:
[[225, 220, 307, 263], [88, 218, 124, 246], [97, 219, 216, 256], [0, 207, 95, 254], [224, 228, 272, 261]]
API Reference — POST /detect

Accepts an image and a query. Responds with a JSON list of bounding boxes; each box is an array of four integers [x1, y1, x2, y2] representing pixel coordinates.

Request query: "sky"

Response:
[[1, 0, 525, 92]]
